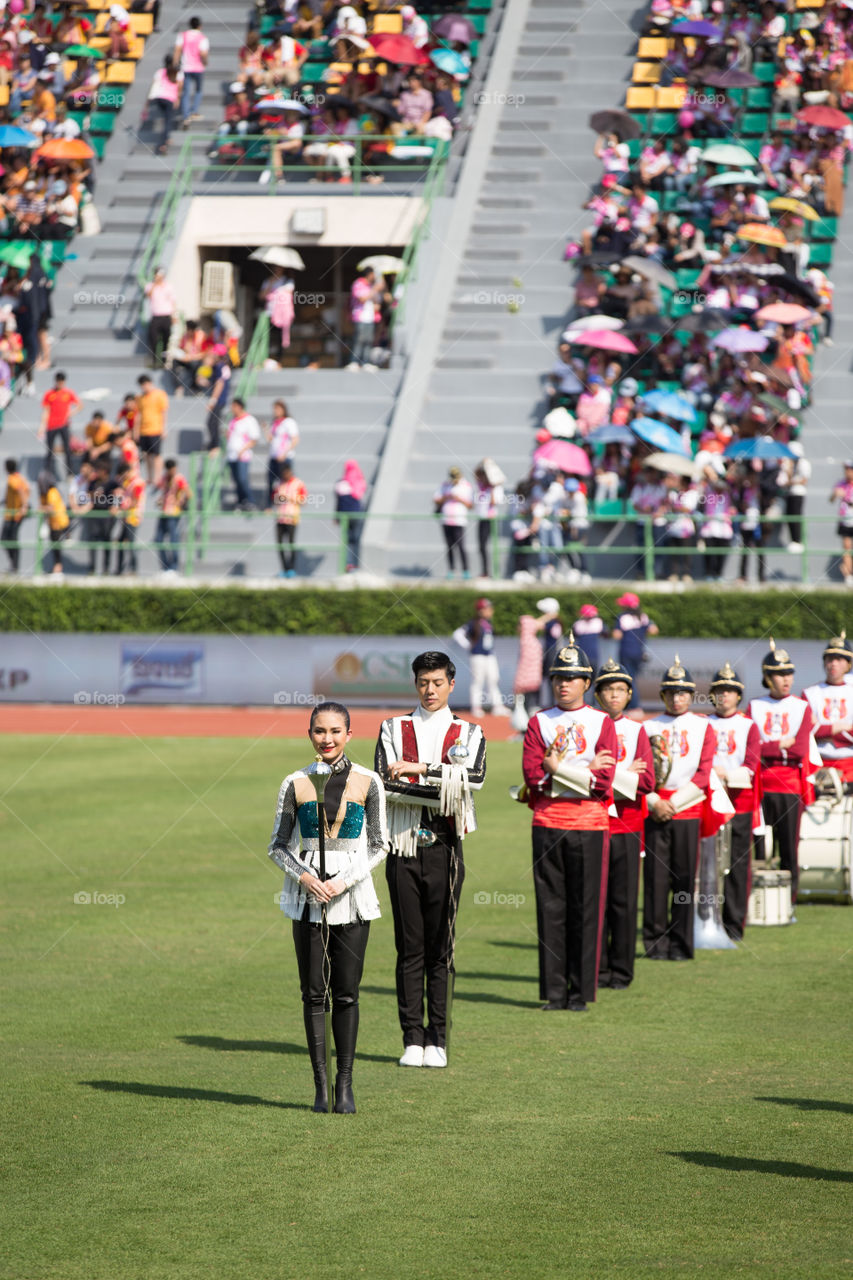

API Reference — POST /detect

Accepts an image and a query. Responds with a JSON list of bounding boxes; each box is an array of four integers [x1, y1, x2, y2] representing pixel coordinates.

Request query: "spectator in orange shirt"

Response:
[[154, 457, 192, 573], [38, 469, 70, 575], [115, 460, 146, 575], [39, 371, 81, 478], [134, 373, 169, 486], [274, 461, 307, 577], [3, 457, 30, 572], [84, 411, 115, 463]]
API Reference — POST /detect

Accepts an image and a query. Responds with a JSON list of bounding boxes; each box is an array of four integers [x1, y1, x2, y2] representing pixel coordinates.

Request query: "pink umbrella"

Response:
[[533, 440, 592, 475], [570, 329, 639, 354], [756, 302, 815, 326]]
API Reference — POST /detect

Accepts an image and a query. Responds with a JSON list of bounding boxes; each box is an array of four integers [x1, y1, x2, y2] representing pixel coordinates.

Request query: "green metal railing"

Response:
[[2, 510, 839, 584], [136, 134, 194, 291]]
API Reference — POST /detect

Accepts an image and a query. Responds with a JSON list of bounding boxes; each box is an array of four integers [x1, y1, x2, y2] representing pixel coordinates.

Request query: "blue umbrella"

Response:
[[588, 423, 635, 445], [429, 48, 469, 76], [630, 416, 690, 455], [0, 125, 39, 148], [724, 436, 796, 461], [639, 390, 697, 424]]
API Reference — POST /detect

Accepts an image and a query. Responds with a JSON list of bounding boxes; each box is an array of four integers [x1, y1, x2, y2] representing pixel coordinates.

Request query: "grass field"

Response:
[[2, 733, 851, 1280]]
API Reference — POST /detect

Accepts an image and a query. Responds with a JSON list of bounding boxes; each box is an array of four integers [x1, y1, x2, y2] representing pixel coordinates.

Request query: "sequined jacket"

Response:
[[268, 758, 389, 925]]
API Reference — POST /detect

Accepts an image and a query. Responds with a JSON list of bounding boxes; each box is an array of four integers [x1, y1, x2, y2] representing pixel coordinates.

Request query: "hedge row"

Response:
[[0, 586, 848, 639]]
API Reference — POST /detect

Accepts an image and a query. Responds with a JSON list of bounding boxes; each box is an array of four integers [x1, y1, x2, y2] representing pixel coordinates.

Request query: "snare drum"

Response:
[[747, 868, 793, 927], [798, 795, 853, 905]]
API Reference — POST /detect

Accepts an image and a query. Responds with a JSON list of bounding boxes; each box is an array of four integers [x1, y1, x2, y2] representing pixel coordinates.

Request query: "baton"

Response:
[[307, 758, 334, 1113]]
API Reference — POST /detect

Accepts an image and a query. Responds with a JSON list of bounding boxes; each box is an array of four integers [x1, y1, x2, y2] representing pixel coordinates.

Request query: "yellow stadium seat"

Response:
[[625, 86, 655, 110], [0, 84, 8, 106], [655, 83, 687, 108], [632, 61, 661, 84], [372, 14, 402, 33], [104, 61, 135, 83], [638, 37, 669, 59], [129, 13, 154, 34], [127, 36, 146, 60]]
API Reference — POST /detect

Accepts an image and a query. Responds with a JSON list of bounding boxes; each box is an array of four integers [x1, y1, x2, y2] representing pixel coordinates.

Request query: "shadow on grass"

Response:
[[82, 1080, 306, 1110], [459, 971, 535, 984], [488, 940, 537, 950], [755, 1096, 853, 1116], [360, 983, 538, 1009], [178, 1035, 398, 1065], [670, 1151, 853, 1183]]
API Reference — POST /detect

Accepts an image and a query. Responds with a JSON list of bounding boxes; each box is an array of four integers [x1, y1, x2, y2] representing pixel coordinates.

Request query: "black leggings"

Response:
[[442, 523, 468, 573], [277, 522, 296, 572], [478, 519, 492, 577], [739, 528, 765, 582], [292, 917, 370, 1011]]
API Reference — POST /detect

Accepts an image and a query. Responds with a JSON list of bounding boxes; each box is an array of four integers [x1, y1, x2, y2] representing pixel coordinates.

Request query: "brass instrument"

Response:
[[649, 733, 673, 789], [510, 727, 571, 804]]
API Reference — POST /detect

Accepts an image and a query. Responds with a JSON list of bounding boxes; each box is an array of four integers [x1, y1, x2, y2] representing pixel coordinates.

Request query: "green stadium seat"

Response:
[[752, 63, 776, 82], [96, 85, 127, 110], [809, 242, 833, 267], [91, 134, 108, 160], [812, 216, 837, 241], [746, 86, 772, 110], [740, 113, 768, 136], [300, 63, 327, 85], [88, 112, 115, 135]]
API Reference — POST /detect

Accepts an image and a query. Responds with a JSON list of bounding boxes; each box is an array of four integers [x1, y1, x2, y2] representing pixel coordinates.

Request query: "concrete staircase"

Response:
[[374, 0, 647, 577]]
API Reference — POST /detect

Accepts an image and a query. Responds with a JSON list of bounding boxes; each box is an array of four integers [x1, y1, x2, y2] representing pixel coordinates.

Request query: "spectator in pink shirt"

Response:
[[143, 267, 177, 368], [346, 268, 383, 370], [146, 56, 183, 155], [575, 375, 612, 437], [175, 16, 209, 125]]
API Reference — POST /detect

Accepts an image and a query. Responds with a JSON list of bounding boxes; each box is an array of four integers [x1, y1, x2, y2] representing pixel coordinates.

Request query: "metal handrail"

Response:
[[1, 510, 839, 584]]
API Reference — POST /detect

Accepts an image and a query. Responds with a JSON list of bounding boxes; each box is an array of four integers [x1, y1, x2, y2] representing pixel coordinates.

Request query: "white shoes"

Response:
[[399, 1045, 424, 1067], [422, 1045, 447, 1068]]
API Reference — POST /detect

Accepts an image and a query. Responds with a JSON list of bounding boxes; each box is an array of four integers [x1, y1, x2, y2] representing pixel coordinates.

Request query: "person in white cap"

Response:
[[611, 593, 658, 710], [401, 4, 430, 48]]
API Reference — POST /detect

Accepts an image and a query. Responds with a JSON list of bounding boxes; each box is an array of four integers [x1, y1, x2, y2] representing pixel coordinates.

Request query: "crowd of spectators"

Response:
[[208, 1, 480, 183], [505, 0, 852, 586]]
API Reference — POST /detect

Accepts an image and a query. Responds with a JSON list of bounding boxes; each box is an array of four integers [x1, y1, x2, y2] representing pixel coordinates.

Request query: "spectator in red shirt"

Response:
[[39, 371, 81, 477]]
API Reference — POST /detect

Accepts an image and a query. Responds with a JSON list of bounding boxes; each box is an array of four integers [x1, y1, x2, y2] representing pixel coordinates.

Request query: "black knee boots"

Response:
[[303, 1006, 329, 1113], [332, 1003, 358, 1115]]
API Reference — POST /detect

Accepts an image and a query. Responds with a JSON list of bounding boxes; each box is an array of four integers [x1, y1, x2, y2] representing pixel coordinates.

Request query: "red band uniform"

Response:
[[707, 663, 761, 941]]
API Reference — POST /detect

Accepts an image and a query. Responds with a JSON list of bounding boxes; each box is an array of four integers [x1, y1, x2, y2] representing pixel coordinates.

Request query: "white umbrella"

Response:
[[644, 451, 698, 478], [249, 246, 306, 270], [254, 96, 311, 114], [561, 314, 623, 343], [357, 254, 406, 274]]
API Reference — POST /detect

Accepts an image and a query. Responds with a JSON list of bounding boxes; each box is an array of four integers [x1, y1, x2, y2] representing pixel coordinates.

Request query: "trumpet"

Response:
[[509, 728, 571, 804]]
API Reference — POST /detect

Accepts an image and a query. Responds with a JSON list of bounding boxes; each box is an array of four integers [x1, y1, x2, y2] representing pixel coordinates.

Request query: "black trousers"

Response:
[[277, 523, 296, 572], [531, 826, 607, 1006], [115, 523, 138, 574], [642, 816, 701, 959], [478, 519, 492, 578], [723, 811, 753, 940], [45, 426, 74, 478], [1, 517, 22, 570], [385, 842, 464, 1048], [442, 523, 468, 573], [292, 915, 370, 1011], [762, 790, 802, 903], [599, 830, 641, 987]]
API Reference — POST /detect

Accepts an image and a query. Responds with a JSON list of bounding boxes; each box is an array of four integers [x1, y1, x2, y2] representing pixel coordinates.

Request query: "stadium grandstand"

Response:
[[1, 0, 852, 588]]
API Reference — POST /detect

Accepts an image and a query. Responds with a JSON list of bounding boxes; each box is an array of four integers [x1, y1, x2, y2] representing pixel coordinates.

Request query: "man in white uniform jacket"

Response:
[[374, 651, 486, 1068]]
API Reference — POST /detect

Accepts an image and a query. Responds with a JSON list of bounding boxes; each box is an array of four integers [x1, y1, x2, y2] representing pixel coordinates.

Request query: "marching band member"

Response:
[[268, 702, 389, 1114], [375, 652, 486, 1068], [522, 637, 617, 1011], [643, 658, 716, 961], [748, 639, 814, 903], [802, 632, 853, 784], [707, 664, 761, 942], [593, 659, 654, 989]]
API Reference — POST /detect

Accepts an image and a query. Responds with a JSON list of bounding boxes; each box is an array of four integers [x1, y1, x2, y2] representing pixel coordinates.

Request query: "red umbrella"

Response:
[[366, 34, 430, 65], [570, 329, 638, 354], [532, 440, 592, 476], [796, 105, 849, 131]]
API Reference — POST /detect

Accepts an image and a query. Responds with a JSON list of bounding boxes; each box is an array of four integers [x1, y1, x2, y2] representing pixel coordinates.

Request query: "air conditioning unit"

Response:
[[201, 261, 236, 310]]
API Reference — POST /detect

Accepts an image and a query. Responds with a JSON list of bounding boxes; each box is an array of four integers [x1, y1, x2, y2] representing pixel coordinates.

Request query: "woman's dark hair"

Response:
[[309, 701, 351, 731], [412, 652, 456, 681]]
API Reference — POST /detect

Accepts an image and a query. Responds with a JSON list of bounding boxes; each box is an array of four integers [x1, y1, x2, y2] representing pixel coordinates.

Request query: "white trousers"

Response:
[[470, 653, 503, 711]]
